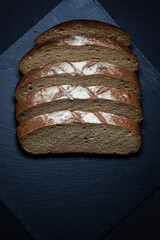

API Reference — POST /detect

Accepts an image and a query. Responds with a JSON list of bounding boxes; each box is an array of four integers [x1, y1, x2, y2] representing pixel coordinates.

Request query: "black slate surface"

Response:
[[0, 0, 160, 239], [106, 189, 160, 240]]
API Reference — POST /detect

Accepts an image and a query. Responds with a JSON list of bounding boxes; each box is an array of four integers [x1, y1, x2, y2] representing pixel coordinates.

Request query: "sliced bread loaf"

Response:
[[34, 20, 132, 46], [14, 61, 140, 100], [19, 35, 138, 74], [16, 85, 142, 124], [17, 110, 141, 154]]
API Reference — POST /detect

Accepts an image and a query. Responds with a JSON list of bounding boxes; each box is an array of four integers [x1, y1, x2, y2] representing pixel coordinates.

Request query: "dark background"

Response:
[[0, 0, 160, 239]]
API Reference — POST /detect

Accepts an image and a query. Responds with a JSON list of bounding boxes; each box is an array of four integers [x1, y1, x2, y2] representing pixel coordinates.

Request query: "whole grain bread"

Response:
[[19, 35, 139, 74], [34, 20, 132, 46], [14, 61, 140, 100], [16, 85, 142, 124], [17, 110, 141, 154]]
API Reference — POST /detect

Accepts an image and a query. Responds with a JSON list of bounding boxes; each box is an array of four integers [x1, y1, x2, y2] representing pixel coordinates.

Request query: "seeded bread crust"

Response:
[[15, 61, 139, 95], [17, 110, 141, 139], [16, 85, 142, 124], [34, 19, 132, 46], [18, 35, 138, 73]]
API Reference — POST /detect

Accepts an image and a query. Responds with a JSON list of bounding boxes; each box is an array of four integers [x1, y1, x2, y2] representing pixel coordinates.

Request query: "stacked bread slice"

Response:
[[15, 20, 142, 154]]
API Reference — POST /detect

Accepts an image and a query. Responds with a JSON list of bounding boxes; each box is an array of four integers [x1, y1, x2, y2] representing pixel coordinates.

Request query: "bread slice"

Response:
[[18, 35, 138, 74], [14, 61, 140, 100], [16, 85, 142, 124], [34, 20, 132, 46], [17, 110, 141, 154]]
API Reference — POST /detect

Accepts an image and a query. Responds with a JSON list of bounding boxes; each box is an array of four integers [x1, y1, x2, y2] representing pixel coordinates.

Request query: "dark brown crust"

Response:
[[15, 61, 139, 95], [17, 111, 141, 140], [18, 35, 138, 71], [34, 19, 132, 45], [16, 85, 142, 118]]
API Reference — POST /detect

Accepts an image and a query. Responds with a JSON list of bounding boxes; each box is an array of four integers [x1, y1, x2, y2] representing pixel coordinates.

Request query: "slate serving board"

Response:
[[0, 0, 160, 239]]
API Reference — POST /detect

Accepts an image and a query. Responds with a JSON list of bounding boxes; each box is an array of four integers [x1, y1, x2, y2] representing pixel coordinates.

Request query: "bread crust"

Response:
[[17, 110, 141, 140], [18, 35, 138, 71], [34, 19, 132, 45], [16, 85, 142, 119], [15, 61, 140, 95]]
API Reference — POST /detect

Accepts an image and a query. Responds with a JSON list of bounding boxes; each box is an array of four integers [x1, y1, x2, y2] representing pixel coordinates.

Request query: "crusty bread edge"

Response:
[[34, 19, 132, 45], [17, 111, 141, 140], [15, 86, 142, 122], [15, 61, 140, 98], [18, 35, 138, 72]]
